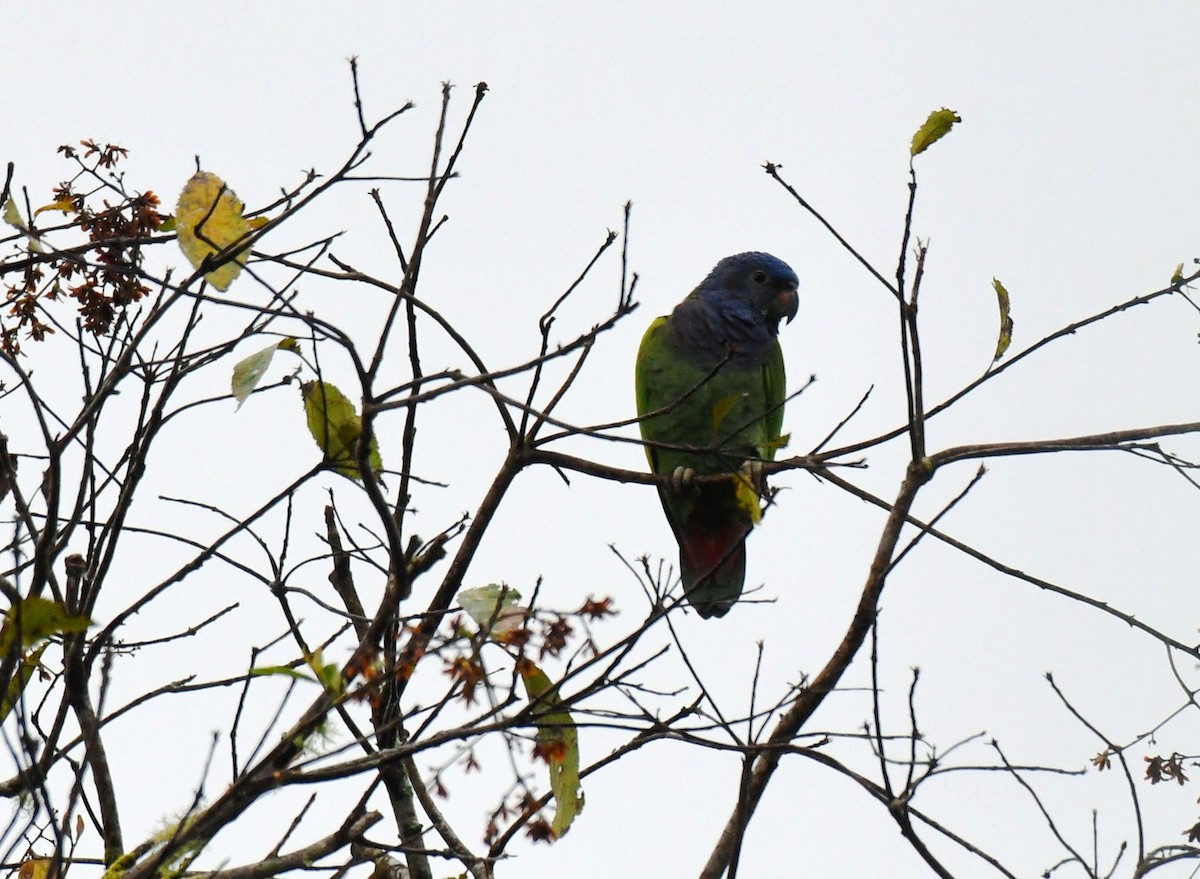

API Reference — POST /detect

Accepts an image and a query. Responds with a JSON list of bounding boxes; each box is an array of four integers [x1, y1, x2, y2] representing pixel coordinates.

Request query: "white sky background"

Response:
[[6, 3, 1200, 877]]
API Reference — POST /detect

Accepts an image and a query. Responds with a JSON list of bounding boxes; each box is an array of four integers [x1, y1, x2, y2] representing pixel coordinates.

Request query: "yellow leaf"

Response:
[[761, 432, 790, 453], [733, 467, 763, 525], [0, 644, 47, 724], [158, 215, 177, 232], [711, 394, 744, 431], [911, 108, 962, 157], [3, 197, 21, 228], [175, 171, 252, 291], [300, 381, 383, 480], [1171, 263, 1185, 285], [248, 215, 269, 230], [18, 859, 51, 879], [992, 277, 1014, 361], [34, 197, 74, 216], [0, 596, 92, 655], [519, 660, 584, 838]]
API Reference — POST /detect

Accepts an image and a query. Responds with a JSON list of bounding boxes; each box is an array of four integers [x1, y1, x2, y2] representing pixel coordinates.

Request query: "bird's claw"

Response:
[[670, 465, 696, 495], [742, 460, 766, 495]]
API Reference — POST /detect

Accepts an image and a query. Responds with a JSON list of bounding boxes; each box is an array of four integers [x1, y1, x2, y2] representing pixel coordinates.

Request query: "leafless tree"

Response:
[[3, 67, 1200, 879]]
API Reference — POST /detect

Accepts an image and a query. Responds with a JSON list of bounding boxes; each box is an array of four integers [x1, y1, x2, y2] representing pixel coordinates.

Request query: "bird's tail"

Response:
[[679, 531, 747, 619]]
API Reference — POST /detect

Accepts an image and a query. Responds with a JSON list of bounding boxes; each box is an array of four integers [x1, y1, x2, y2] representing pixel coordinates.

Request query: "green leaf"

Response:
[[1172, 263, 1185, 285], [911, 108, 962, 157], [0, 643, 47, 724], [992, 277, 1014, 361], [519, 660, 584, 838], [458, 584, 524, 638], [231, 338, 298, 409], [250, 665, 316, 682], [0, 596, 92, 654], [307, 649, 344, 696], [300, 380, 383, 480]]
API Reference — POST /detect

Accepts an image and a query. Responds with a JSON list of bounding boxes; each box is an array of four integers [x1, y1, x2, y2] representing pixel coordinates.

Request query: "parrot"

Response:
[[635, 252, 799, 618]]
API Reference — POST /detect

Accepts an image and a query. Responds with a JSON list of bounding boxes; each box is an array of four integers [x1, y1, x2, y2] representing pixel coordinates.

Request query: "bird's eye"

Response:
[[752, 270, 768, 284]]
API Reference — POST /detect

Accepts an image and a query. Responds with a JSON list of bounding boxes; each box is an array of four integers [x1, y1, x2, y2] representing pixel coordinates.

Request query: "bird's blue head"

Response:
[[698, 252, 800, 333], [669, 251, 799, 367]]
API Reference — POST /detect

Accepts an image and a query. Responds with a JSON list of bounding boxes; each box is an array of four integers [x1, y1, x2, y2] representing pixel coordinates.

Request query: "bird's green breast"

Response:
[[635, 316, 785, 478]]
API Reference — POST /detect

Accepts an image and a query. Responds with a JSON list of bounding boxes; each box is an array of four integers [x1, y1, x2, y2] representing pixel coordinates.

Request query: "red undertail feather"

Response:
[[678, 519, 750, 619]]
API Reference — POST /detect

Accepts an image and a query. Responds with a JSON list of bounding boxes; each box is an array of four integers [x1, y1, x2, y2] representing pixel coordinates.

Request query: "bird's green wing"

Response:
[[637, 315, 721, 476], [760, 338, 787, 462], [634, 316, 670, 472]]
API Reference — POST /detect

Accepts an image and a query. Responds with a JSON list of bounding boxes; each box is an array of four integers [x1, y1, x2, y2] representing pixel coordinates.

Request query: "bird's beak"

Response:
[[772, 285, 799, 325]]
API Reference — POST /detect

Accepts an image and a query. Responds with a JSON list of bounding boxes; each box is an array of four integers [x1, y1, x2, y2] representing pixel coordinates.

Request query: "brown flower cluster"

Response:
[[2, 141, 165, 354]]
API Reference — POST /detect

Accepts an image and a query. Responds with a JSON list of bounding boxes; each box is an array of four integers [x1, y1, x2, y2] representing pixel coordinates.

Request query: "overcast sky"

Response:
[[7, 4, 1200, 877]]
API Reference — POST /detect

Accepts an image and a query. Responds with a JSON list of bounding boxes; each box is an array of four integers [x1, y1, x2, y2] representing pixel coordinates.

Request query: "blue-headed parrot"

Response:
[[635, 252, 799, 618]]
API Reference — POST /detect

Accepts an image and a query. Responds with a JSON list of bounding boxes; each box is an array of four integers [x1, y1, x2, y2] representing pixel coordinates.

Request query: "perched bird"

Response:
[[635, 252, 799, 618]]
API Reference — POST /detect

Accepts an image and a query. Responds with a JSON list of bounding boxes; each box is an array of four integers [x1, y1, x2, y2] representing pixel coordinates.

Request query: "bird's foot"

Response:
[[741, 459, 766, 495], [670, 465, 696, 495]]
